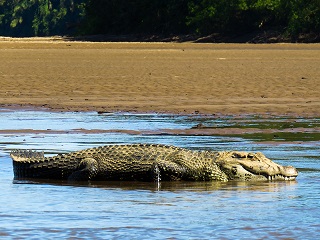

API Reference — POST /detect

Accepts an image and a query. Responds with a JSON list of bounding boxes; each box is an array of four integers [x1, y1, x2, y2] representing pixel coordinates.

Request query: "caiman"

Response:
[[10, 144, 298, 182]]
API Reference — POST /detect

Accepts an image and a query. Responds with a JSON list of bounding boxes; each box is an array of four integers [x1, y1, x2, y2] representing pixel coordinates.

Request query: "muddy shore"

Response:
[[0, 37, 319, 117]]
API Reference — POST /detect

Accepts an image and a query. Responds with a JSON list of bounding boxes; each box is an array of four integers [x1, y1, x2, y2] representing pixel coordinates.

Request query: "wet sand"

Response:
[[0, 37, 319, 116]]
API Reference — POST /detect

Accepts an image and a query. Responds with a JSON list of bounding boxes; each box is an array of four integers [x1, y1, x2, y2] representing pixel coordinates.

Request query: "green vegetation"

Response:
[[194, 117, 320, 142], [0, 0, 86, 36], [239, 132, 320, 142], [0, 0, 319, 41]]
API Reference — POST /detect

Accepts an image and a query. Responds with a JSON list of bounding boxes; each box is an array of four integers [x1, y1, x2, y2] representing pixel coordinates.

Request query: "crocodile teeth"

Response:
[[268, 175, 295, 181]]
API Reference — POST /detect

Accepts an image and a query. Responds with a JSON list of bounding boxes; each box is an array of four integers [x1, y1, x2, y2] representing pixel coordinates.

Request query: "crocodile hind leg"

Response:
[[68, 158, 99, 181]]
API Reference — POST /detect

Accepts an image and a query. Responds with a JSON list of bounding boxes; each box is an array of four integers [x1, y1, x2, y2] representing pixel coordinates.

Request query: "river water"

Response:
[[0, 109, 319, 239]]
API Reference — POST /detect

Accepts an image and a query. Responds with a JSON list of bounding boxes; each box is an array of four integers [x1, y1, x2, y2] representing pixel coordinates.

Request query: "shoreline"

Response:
[[0, 103, 319, 118], [1, 108, 319, 145]]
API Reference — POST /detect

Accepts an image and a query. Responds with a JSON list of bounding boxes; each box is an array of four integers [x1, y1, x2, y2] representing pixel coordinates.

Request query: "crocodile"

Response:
[[10, 144, 298, 182]]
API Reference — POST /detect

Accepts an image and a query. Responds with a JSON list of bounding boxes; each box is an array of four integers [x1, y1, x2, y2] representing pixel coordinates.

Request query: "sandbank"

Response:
[[0, 37, 319, 117]]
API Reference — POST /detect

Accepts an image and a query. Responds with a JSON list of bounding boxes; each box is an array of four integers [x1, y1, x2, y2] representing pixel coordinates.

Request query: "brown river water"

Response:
[[0, 109, 319, 239]]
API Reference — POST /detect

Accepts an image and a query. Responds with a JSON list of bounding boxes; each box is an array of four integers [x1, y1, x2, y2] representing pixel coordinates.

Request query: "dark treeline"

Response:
[[0, 0, 319, 41]]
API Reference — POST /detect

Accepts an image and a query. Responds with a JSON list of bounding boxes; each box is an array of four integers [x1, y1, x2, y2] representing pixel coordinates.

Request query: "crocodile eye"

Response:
[[232, 166, 237, 174]]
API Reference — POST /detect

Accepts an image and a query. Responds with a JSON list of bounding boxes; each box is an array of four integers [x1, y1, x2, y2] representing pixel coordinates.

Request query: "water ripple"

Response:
[[0, 110, 319, 239]]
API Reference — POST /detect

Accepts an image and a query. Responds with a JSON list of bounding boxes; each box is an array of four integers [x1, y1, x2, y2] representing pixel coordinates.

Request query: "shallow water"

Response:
[[0, 109, 319, 239]]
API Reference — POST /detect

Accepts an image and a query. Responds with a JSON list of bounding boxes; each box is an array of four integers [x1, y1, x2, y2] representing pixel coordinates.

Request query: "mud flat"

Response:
[[0, 38, 319, 116]]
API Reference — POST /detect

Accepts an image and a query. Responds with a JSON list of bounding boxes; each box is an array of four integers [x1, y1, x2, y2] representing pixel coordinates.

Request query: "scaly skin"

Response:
[[10, 144, 298, 182]]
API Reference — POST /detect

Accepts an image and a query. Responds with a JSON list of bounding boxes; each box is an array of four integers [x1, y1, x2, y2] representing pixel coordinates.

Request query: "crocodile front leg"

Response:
[[153, 160, 187, 181]]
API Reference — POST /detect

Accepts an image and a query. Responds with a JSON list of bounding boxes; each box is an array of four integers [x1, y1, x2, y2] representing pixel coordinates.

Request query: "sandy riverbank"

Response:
[[0, 38, 319, 116]]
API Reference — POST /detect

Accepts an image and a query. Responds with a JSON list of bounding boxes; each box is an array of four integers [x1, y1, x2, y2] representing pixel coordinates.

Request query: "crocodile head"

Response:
[[215, 151, 298, 181]]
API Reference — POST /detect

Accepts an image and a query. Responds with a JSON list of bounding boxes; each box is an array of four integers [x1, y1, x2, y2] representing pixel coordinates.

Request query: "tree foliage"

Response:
[[82, 0, 320, 39], [0, 0, 319, 40], [81, 0, 190, 35], [0, 0, 86, 36]]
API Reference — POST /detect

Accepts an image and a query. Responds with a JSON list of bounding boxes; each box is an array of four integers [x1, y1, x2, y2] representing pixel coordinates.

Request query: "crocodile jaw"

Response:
[[222, 164, 298, 181], [216, 151, 298, 181]]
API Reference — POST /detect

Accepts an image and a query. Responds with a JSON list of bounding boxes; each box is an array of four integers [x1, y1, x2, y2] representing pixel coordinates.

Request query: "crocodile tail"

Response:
[[10, 149, 44, 162], [11, 150, 49, 179]]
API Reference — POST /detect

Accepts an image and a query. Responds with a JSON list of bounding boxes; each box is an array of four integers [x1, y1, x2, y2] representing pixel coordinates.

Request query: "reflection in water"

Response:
[[13, 178, 297, 192]]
